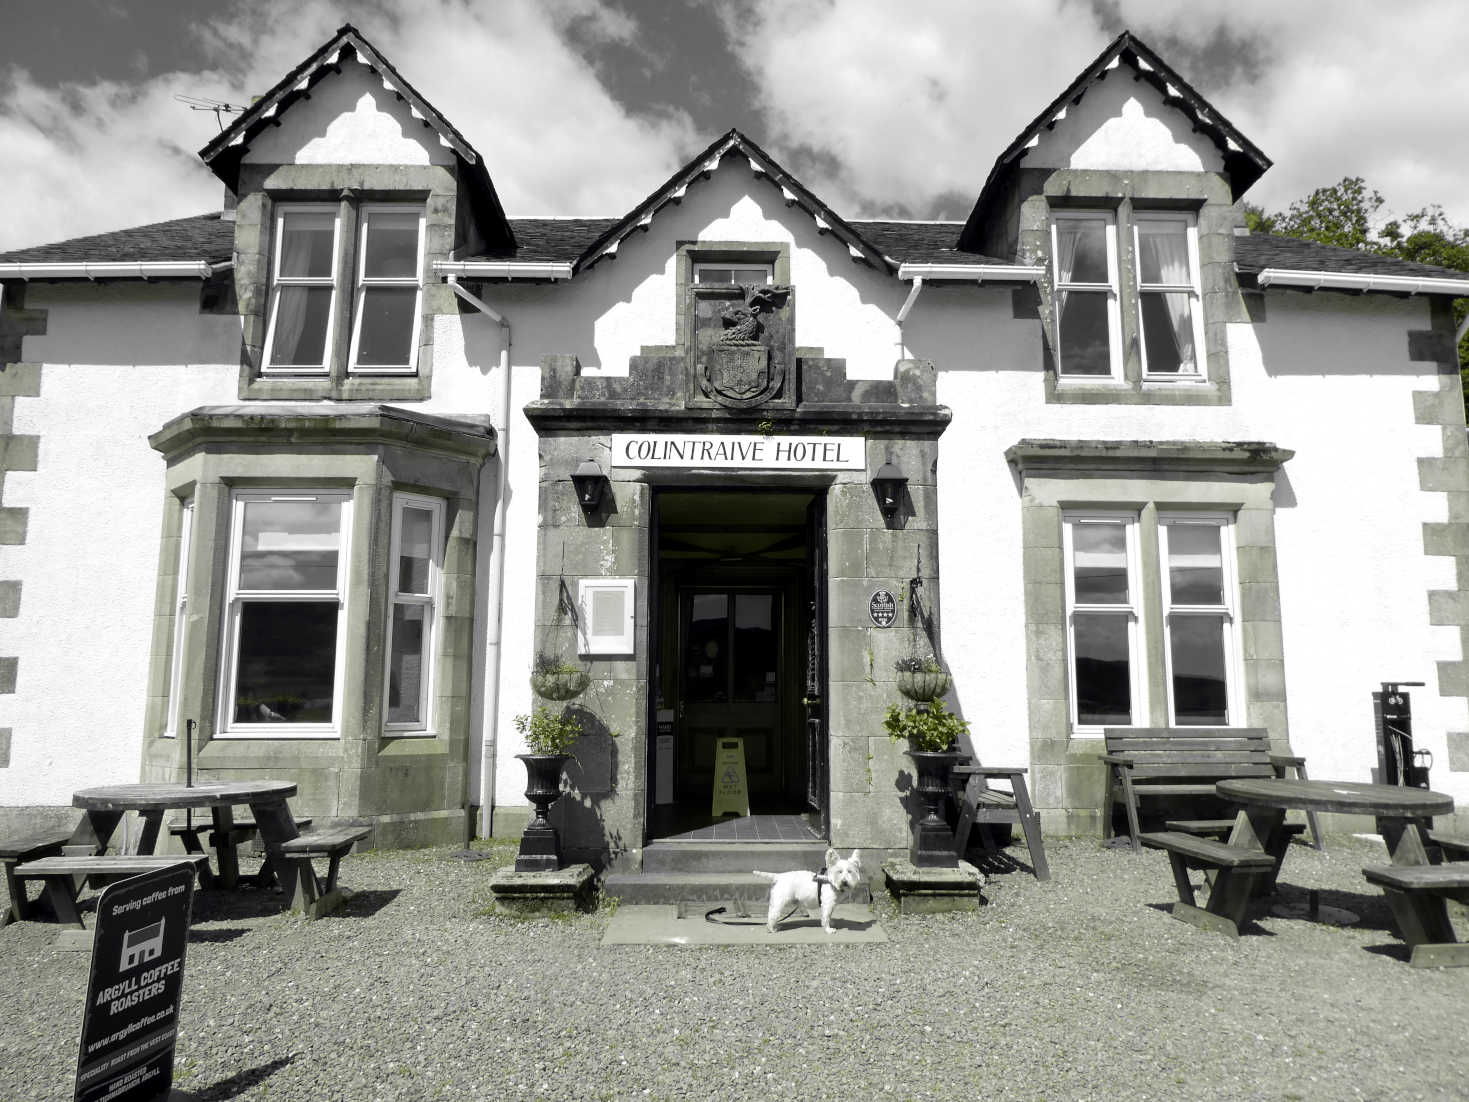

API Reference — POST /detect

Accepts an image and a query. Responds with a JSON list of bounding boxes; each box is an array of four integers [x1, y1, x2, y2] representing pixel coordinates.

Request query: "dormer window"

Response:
[[693, 262, 773, 285], [262, 202, 424, 376], [1134, 213, 1204, 379], [263, 206, 340, 372], [1051, 212, 1122, 380]]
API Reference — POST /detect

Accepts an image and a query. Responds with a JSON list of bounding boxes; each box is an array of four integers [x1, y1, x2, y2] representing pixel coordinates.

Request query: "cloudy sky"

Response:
[[2, 0, 1466, 252]]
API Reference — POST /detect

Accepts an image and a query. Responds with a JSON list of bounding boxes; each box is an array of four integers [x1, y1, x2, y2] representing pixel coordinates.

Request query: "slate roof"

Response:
[[479, 218, 621, 263], [1234, 233, 1469, 281], [0, 213, 233, 265], [851, 221, 1008, 266]]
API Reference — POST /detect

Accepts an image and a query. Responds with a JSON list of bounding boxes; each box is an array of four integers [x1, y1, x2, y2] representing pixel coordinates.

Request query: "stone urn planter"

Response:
[[530, 668, 590, 701], [905, 748, 961, 868], [895, 668, 951, 702], [514, 752, 571, 873]]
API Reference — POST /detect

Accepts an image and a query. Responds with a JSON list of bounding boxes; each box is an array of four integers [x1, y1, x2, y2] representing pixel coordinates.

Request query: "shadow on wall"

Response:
[[1253, 292, 1433, 378], [551, 702, 621, 866]]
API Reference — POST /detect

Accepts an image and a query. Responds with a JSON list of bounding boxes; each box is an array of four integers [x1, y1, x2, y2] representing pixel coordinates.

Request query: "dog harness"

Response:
[[812, 867, 832, 901]]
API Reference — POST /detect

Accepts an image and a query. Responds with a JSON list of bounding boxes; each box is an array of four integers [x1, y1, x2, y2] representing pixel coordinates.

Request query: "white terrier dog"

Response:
[[753, 847, 862, 933]]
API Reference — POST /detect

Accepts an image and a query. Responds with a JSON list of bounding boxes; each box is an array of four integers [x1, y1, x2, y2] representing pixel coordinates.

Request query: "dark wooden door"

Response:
[[677, 588, 784, 802]]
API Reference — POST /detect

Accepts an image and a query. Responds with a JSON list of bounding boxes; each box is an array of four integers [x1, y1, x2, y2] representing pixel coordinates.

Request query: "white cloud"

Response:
[[723, 0, 1469, 227], [0, 0, 697, 251]]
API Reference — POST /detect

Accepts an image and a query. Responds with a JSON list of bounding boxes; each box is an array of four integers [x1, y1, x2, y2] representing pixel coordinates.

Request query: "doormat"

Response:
[[600, 904, 886, 946]]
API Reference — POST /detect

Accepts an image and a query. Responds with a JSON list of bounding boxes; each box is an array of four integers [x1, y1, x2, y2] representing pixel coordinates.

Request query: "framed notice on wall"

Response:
[[578, 578, 635, 656]]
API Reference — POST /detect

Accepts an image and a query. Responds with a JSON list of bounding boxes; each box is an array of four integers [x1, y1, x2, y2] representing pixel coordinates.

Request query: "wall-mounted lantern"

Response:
[[571, 458, 609, 513], [871, 461, 907, 520]]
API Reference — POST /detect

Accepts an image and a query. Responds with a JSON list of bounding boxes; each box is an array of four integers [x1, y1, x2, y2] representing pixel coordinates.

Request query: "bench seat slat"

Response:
[[1107, 742, 1272, 756], [15, 854, 207, 876], [0, 827, 77, 859], [278, 825, 371, 856], [1427, 831, 1469, 859], [1139, 831, 1275, 869], [1363, 864, 1469, 892]]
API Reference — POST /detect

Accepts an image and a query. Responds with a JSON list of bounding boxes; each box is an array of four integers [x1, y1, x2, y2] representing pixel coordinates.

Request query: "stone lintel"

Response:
[[488, 862, 598, 917], [1007, 438, 1293, 477], [523, 401, 952, 436], [881, 858, 985, 914]]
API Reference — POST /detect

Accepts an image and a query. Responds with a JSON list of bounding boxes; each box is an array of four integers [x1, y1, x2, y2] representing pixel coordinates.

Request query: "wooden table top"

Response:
[[72, 780, 297, 812], [1216, 777, 1453, 818]]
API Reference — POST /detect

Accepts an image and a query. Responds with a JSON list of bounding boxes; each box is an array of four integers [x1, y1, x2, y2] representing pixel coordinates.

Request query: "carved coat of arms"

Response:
[[698, 286, 790, 408]]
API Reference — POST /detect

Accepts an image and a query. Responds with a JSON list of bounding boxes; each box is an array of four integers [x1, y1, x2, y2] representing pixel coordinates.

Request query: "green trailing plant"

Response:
[[532, 653, 581, 676], [884, 698, 968, 753], [513, 705, 583, 756], [893, 654, 943, 674]]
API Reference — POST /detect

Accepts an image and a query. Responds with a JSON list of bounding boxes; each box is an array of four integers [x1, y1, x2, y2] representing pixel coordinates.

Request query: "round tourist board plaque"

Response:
[[869, 588, 897, 627]]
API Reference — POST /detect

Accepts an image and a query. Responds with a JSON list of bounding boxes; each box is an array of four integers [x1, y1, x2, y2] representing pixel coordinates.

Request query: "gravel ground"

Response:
[[2, 834, 1467, 1102]]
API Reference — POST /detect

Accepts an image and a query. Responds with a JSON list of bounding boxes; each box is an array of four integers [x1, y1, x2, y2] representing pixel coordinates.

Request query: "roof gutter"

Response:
[[897, 262, 1044, 283], [1252, 268, 1469, 297], [0, 260, 230, 281], [434, 260, 573, 281]]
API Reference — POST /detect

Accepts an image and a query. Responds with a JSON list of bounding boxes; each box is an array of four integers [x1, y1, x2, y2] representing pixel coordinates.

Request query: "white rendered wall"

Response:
[[1026, 74, 1225, 174], [0, 285, 239, 805], [241, 63, 455, 167]]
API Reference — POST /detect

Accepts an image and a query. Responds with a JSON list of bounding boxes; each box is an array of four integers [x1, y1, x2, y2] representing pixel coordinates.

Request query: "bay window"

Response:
[[220, 492, 350, 737], [1134, 213, 1205, 379], [162, 499, 193, 737], [1062, 512, 1143, 728], [1052, 212, 1121, 379], [384, 493, 443, 734], [1160, 514, 1239, 725]]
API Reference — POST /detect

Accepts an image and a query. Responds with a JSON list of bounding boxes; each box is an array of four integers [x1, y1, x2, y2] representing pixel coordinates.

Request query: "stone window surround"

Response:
[[142, 406, 492, 837], [233, 163, 460, 403], [1020, 169, 1240, 407], [672, 241, 791, 352], [1009, 439, 1293, 834]]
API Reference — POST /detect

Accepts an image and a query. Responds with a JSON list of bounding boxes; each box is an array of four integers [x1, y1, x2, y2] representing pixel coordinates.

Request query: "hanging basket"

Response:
[[530, 668, 590, 701], [896, 669, 951, 702]]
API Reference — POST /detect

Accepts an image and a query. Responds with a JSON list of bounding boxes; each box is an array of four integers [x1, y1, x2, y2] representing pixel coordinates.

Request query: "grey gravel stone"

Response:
[[0, 836, 1466, 1100]]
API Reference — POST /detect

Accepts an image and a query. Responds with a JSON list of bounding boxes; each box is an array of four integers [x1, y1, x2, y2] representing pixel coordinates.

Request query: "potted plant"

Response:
[[529, 652, 590, 701], [894, 654, 951, 702], [512, 705, 583, 872], [885, 699, 970, 867]]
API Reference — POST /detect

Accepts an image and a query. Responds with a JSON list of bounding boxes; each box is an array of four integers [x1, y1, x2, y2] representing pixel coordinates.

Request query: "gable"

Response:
[[241, 65, 455, 167], [1025, 73, 1224, 175]]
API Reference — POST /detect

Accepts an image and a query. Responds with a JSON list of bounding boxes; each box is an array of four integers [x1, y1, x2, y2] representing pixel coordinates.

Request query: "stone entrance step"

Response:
[[640, 840, 828, 873], [602, 871, 773, 906]]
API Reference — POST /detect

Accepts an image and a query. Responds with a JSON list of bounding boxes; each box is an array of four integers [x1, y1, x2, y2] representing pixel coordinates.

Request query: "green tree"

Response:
[[1249, 178, 1469, 412]]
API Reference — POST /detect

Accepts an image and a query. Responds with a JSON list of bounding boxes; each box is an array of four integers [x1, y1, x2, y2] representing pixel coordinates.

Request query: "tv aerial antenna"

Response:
[[175, 94, 247, 131]]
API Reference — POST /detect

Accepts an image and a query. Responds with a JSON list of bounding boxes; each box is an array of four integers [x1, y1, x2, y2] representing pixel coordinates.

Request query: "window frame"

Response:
[[382, 492, 444, 736], [217, 490, 352, 740], [692, 261, 774, 286], [578, 578, 636, 657], [1051, 210, 1123, 382], [1158, 512, 1242, 727], [1133, 211, 1208, 383], [1061, 510, 1146, 733], [161, 498, 194, 738], [347, 204, 426, 375], [261, 204, 341, 375]]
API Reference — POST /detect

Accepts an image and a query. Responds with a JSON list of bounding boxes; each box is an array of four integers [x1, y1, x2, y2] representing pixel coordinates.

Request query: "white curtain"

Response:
[[1139, 228, 1194, 371], [1053, 222, 1083, 322], [271, 229, 314, 363]]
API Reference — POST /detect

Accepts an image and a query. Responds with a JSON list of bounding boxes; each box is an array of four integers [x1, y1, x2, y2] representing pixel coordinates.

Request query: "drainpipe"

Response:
[[447, 275, 511, 840], [895, 276, 923, 357]]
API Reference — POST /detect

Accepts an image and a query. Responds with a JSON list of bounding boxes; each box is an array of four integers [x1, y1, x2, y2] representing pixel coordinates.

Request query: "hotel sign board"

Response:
[[611, 433, 865, 471]]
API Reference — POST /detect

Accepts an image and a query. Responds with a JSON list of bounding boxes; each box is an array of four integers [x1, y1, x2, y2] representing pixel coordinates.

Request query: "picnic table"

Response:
[[61, 781, 368, 920]]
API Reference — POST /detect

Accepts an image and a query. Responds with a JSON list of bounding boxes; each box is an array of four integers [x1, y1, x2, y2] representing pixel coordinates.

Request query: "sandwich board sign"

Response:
[[74, 862, 195, 1102], [711, 737, 750, 817]]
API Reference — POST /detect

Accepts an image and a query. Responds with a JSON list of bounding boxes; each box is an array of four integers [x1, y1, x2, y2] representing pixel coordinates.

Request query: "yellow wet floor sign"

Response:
[[711, 737, 749, 817]]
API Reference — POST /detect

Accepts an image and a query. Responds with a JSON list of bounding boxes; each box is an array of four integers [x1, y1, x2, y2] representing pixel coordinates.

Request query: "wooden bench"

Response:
[[1103, 727, 1312, 852], [167, 813, 313, 889], [1426, 830, 1469, 863], [1140, 830, 1276, 937], [1, 826, 81, 925], [273, 825, 371, 919], [1362, 863, 1469, 968], [950, 761, 1050, 880], [12, 854, 208, 929]]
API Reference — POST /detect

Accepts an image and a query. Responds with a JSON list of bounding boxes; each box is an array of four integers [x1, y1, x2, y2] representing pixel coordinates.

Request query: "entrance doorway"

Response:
[[650, 489, 827, 839]]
